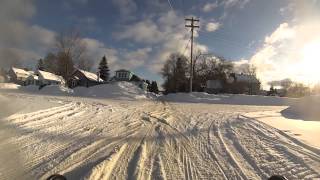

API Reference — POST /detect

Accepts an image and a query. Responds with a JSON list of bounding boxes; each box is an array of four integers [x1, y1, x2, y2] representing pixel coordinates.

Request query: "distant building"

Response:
[[206, 80, 223, 94], [68, 69, 103, 88], [8, 67, 31, 85], [112, 69, 148, 91], [114, 69, 134, 81], [38, 70, 65, 86], [229, 73, 261, 94], [26, 73, 40, 86]]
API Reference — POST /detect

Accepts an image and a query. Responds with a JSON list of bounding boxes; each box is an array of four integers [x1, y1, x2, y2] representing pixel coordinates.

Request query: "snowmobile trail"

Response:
[[1, 94, 320, 180]]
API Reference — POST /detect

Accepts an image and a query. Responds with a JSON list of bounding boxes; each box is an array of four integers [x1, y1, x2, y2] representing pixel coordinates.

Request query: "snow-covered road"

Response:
[[1, 93, 320, 180]]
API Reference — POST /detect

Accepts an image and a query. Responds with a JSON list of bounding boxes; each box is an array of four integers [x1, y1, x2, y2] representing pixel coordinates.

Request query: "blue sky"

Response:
[[1, 0, 320, 86]]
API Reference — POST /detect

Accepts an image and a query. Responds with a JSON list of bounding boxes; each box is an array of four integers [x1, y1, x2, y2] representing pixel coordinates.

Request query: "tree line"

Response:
[[268, 79, 315, 98], [161, 52, 260, 94], [36, 30, 159, 93]]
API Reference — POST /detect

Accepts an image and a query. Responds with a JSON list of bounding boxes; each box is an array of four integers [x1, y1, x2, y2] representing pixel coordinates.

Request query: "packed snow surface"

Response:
[[1, 82, 154, 100], [0, 91, 319, 180], [160, 92, 298, 106]]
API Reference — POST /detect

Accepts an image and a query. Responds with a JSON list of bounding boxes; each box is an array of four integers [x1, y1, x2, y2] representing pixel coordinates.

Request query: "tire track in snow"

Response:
[[224, 117, 320, 179]]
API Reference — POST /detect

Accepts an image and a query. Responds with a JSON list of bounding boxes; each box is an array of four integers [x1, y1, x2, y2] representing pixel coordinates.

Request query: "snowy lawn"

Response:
[[0, 90, 319, 180]]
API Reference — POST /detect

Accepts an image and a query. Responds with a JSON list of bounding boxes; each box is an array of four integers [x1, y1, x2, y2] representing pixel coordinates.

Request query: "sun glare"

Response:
[[300, 40, 320, 84]]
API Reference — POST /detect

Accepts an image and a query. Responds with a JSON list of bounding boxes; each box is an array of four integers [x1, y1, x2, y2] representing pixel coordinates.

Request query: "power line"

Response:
[[181, 36, 191, 55], [167, 0, 174, 11]]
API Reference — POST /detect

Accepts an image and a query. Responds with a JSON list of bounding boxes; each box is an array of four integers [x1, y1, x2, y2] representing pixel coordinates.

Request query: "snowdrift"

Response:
[[73, 81, 155, 100], [160, 92, 297, 106], [1, 82, 154, 100], [281, 96, 320, 121], [18, 85, 73, 95], [0, 83, 20, 90]]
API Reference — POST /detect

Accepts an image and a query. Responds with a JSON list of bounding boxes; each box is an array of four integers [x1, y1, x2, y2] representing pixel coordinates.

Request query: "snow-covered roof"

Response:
[[38, 70, 64, 82], [11, 67, 31, 78], [235, 74, 259, 83], [27, 74, 39, 80], [79, 69, 103, 82]]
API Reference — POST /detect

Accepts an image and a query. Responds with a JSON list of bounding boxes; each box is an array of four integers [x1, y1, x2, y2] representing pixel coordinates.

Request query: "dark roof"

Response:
[[115, 69, 132, 73]]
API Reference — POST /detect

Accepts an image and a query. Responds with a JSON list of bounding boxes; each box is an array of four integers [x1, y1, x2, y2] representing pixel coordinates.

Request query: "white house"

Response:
[[26, 73, 40, 86], [114, 69, 134, 81], [38, 70, 65, 86], [8, 67, 31, 85], [68, 69, 103, 88]]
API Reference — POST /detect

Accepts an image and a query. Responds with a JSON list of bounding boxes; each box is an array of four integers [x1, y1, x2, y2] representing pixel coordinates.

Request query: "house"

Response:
[[8, 67, 32, 85], [206, 80, 223, 94], [112, 69, 149, 91], [26, 73, 40, 86], [230, 73, 261, 94], [68, 69, 103, 88], [38, 70, 65, 86], [114, 69, 134, 81]]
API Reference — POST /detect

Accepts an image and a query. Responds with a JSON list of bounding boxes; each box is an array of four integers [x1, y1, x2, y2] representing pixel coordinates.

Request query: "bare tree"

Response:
[[51, 29, 92, 79], [161, 53, 189, 93]]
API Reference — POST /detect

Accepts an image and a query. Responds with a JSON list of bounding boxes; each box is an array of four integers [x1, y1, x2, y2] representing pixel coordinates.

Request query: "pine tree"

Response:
[[98, 56, 110, 81], [175, 57, 188, 92], [37, 59, 45, 71], [150, 81, 159, 94]]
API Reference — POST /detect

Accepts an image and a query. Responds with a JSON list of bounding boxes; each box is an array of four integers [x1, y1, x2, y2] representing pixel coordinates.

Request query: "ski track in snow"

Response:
[[1, 94, 320, 180]]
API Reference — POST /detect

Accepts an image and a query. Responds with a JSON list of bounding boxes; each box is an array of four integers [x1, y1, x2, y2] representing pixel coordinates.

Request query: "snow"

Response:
[[0, 82, 154, 100], [74, 81, 153, 100], [11, 67, 31, 78], [38, 70, 64, 83], [78, 70, 103, 82], [0, 90, 319, 179], [0, 83, 21, 90], [281, 95, 320, 121], [245, 110, 320, 148], [160, 92, 297, 106]]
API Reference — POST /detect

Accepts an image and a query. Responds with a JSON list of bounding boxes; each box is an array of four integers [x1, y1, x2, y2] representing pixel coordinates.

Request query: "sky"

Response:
[[1, 0, 320, 88]]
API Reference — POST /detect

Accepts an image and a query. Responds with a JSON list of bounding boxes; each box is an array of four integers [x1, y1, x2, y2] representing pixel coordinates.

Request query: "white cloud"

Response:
[[116, 20, 163, 44], [247, 21, 320, 88], [83, 38, 153, 71], [202, 2, 218, 12], [222, 0, 250, 9], [115, 11, 208, 72], [206, 22, 221, 32], [0, 0, 57, 69], [234, 1, 320, 88]]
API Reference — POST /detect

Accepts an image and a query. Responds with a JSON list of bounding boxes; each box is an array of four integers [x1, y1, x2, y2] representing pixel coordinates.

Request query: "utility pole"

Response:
[[185, 17, 199, 93]]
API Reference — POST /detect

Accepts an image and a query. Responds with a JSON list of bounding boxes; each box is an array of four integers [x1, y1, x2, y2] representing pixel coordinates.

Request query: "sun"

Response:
[[299, 40, 320, 84]]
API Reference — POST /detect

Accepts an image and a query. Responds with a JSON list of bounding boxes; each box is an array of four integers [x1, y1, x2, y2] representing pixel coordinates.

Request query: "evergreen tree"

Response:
[[174, 57, 188, 92], [150, 81, 159, 94], [37, 59, 45, 71], [145, 80, 151, 91], [98, 56, 110, 81], [161, 53, 188, 93]]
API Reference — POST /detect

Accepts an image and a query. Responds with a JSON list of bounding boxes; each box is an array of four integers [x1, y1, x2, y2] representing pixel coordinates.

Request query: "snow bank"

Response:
[[160, 92, 297, 106], [18, 85, 73, 95], [281, 96, 320, 121], [3, 82, 154, 100], [0, 83, 20, 90], [73, 81, 154, 100]]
